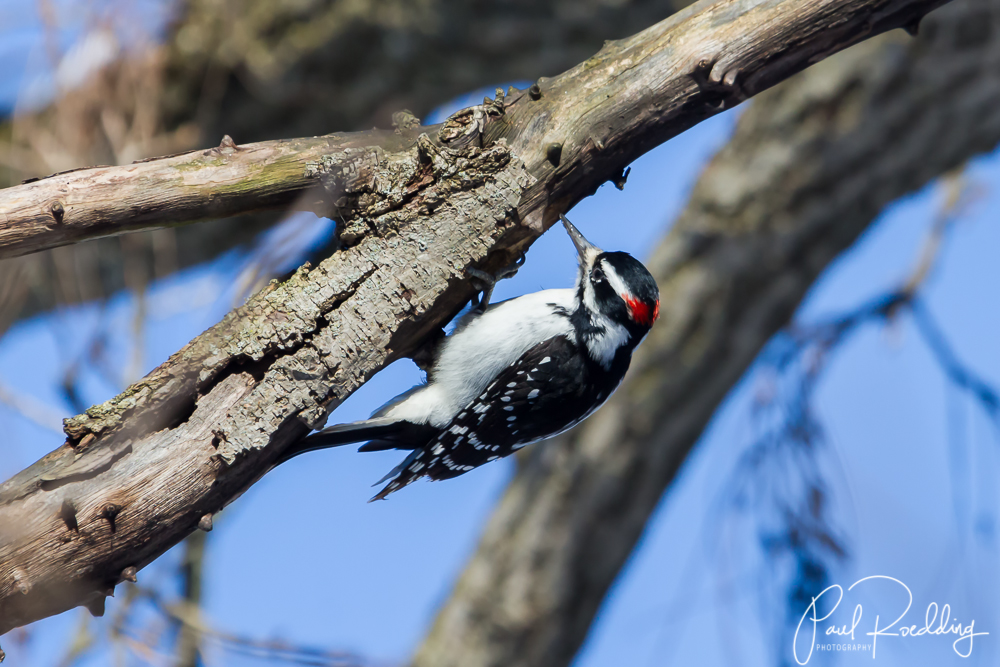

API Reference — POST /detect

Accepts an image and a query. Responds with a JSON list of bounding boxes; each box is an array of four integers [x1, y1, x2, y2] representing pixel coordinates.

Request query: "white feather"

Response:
[[579, 258, 631, 369], [601, 258, 632, 303], [581, 314, 630, 369], [384, 289, 576, 427]]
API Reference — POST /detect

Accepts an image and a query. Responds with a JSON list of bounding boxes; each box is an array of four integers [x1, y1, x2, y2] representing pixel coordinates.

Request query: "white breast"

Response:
[[385, 289, 576, 427]]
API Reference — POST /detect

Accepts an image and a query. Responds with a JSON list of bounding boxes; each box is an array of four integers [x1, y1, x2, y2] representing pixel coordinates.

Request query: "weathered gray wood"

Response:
[[0, 0, 700, 333], [0, 0, 942, 260], [0, 130, 428, 259], [414, 1, 1000, 665], [0, 0, 947, 640]]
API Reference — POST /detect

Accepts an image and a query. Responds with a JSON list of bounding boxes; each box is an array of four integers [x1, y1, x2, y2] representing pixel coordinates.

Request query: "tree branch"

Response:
[[0, 0, 694, 331], [414, 1, 1000, 664], [0, 0, 942, 260], [0, 131, 421, 259], [0, 0, 947, 640]]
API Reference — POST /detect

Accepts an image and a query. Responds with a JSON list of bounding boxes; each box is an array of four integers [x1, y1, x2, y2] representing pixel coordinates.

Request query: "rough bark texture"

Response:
[[1, 0, 940, 260], [414, 1, 1000, 666], [1, 0, 700, 332], [0, 0, 948, 638]]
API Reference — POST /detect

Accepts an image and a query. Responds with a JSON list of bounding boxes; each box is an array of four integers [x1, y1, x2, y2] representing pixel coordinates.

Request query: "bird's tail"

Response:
[[368, 449, 425, 502], [274, 418, 438, 466], [275, 418, 403, 465]]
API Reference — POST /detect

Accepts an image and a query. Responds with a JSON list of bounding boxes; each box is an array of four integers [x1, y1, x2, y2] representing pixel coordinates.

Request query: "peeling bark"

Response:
[[414, 1, 1000, 665], [0, 0, 948, 639]]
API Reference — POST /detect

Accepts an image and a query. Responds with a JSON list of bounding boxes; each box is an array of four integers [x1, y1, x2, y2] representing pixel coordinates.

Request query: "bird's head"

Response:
[[561, 215, 660, 333]]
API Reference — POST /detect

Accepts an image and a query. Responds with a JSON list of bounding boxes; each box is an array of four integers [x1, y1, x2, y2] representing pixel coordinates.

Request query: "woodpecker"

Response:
[[278, 215, 660, 500]]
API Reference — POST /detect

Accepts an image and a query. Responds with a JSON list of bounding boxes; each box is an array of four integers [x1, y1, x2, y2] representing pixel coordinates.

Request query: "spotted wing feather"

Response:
[[372, 335, 610, 501]]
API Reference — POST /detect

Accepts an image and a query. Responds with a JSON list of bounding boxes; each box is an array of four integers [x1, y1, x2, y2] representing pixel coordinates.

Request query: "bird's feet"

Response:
[[466, 252, 526, 313]]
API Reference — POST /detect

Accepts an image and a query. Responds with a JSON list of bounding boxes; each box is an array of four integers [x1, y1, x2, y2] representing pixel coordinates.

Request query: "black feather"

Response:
[[370, 334, 624, 500], [275, 419, 438, 465]]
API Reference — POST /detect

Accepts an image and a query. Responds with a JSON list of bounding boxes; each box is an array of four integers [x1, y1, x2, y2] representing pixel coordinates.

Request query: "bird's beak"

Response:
[[560, 214, 601, 262]]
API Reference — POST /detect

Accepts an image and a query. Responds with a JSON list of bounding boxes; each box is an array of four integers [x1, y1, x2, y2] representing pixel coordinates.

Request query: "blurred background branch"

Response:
[[415, 1, 1000, 664], [0, 378, 64, 434]]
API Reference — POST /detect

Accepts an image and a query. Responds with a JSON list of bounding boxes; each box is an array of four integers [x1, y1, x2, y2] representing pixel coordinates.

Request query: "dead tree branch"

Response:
[[0, 0, 942, 260], [0, 0, 694, 332], [0, 0, 947, 643]]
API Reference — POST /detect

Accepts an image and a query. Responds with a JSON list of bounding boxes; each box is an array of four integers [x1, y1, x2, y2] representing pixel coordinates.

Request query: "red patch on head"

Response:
[[625, 296, 659, 326]]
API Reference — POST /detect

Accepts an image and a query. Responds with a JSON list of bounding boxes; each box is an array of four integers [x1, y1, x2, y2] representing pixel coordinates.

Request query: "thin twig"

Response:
[[0, 379, 65, 434]]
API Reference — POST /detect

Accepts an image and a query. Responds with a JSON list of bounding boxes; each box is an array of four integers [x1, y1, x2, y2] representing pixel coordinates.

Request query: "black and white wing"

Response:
[[371, 334, 612, 501]]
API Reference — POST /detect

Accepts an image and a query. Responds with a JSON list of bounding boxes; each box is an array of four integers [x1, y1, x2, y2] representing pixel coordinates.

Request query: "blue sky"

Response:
[[1, 3, 999, 666]]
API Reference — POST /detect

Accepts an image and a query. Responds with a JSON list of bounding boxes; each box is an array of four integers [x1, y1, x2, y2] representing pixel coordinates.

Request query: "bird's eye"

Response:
[[592, 267, 604, 282]]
